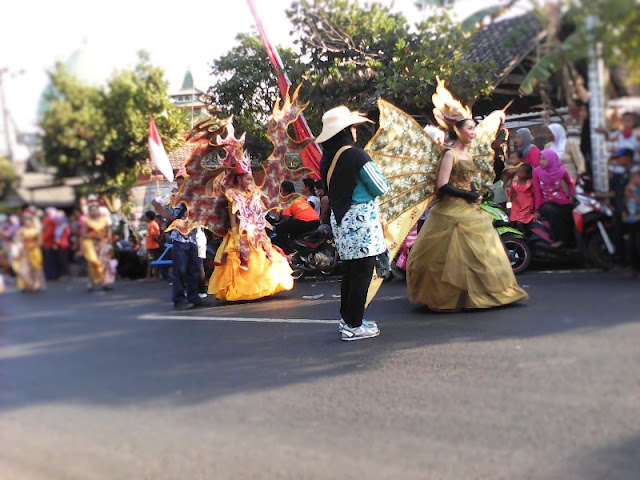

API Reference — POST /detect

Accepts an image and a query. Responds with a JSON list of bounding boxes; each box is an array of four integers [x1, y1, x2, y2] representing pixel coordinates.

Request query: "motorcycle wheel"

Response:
[[587, 233, 615, 270], [501, 234, 532, 274], [289, 253, 305, 280]]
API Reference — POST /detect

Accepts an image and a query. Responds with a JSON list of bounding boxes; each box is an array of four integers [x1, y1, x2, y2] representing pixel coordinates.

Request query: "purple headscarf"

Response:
[[535, 149, 567, 185]]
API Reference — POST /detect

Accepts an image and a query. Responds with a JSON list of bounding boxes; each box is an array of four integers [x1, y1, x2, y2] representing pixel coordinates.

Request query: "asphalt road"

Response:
[[1, 270, 639, 480]]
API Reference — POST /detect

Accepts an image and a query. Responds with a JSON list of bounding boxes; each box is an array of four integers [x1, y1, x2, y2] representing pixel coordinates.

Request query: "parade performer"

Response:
[[82, 202, 115, 292], [166, 86, 313, 302], [12, 214, 46, 292], [208, 157, 293, 301], [363, 78, 528, 311]]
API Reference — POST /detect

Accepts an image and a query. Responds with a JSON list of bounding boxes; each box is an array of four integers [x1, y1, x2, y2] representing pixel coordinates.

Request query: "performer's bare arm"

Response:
[[437, 150, 455, 188]]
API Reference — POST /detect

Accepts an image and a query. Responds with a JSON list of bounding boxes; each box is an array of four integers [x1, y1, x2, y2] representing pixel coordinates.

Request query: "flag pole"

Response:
[[247, 0, 322, 177]]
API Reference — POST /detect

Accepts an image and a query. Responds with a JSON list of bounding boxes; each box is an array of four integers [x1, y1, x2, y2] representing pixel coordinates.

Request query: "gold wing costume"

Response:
[[366, 79, 528, 309]]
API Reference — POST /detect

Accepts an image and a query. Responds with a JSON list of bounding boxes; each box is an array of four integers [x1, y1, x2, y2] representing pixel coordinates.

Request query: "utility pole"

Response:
[[586, 15, 609, 193], [0, 67, 14, 162]]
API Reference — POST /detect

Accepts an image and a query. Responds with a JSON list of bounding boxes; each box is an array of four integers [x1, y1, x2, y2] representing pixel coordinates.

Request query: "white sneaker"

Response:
[[341, 323, 380, 341], [338, 318, 378, 332], [198, 292, 208, 298]]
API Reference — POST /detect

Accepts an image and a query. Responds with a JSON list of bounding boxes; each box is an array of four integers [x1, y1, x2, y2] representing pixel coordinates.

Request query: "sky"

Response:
[[1, 0, 513, 145]]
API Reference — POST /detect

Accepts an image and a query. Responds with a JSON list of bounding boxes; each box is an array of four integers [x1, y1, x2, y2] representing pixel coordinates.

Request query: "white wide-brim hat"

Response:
[[315, 106, 373, 144]]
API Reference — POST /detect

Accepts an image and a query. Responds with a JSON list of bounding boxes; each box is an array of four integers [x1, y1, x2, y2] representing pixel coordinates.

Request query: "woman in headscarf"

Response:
[[515, 128, 541, 168], [533, 149, 576, 248], [12, 214, 46, 292], [545, 123, 586, 183], [318, 106, 389, 341]]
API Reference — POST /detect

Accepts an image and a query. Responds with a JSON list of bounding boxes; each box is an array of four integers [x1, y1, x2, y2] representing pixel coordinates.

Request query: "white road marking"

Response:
[[138, 313, 337, 324]]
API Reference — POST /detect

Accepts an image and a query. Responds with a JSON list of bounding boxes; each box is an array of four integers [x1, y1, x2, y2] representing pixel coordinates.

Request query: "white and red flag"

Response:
[[148, 116, 174, 182], [247, 0, 322, 178]]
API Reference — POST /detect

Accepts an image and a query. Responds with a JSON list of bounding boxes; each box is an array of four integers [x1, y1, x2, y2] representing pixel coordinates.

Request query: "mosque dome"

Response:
[[37, 40, 107, 120]]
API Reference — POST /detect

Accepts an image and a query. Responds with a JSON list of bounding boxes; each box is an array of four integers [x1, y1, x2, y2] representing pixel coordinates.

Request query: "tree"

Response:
[[0, 156, 19, 200], [207, 33, 307, 162], [98, 51, 189, 198], [40, 51, 189, 208], [288, 0, 494, 123], [39, 65, 106, 178], [520, 0, 640, 96], [207, 0, 494, 157]]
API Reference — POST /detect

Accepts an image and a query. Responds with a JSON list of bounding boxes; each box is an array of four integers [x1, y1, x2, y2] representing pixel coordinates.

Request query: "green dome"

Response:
[[37, 41, 106, 120]]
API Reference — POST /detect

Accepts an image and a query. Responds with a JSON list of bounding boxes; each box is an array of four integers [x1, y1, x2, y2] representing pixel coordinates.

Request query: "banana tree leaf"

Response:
[[519, 32, 582, 96]]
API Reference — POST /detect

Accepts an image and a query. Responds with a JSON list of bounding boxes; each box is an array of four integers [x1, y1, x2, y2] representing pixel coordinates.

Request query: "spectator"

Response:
[[508, 163, 535, 229], [152, 171, 210, 310], [533, 149, 576, 248], [302, 178, 321, 215], [502, 149, 524, 189], [53, 210, 71, 281], [516, 128, 541, 168], [144, 210, 161, 281], [624, 166, 640, 276], [275, 181, 320, 251], [545, 123, 586, 183], [597, 148, 634, 265], [604, 112, 640, 162], [41, 207, 58, 280], [315, 180, 331, 225], [490, 128, 509, 206]]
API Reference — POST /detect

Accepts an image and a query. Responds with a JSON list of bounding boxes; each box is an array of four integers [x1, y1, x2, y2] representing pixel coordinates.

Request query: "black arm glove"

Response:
[[438, 183, 480, 203]]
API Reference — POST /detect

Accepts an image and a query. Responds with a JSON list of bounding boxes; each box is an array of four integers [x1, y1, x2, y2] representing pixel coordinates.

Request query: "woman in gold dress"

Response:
[[406, 118, 529, 311], [82, 203, 115, 291], [12, 214, 46, 292], [208, 168, 293, 301]]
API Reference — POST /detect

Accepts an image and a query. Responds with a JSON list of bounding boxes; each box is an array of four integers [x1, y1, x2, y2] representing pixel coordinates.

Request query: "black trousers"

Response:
[[276, 219, 320, 237], [540, 202, 574, 244], [626, 222, 640, 272], [340, 255, 376, 328]]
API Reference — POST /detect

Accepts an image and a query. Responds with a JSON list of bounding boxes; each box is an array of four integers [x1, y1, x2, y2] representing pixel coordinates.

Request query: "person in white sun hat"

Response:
[[317, 106, 390, 341]]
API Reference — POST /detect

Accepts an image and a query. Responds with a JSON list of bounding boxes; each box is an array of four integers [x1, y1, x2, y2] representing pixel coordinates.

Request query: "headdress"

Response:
[[431, 77, 472, 132], [315, 106, 373, 144], [236, 153, 251, 175]]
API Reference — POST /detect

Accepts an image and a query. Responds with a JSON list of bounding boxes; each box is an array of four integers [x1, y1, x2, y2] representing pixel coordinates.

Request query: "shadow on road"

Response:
[[0, 271, 638, 412]]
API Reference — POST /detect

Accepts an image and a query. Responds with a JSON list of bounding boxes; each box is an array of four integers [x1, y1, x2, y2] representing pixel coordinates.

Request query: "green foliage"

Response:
[[288, 0, 494, 122], [207, 0, 494, 158], [207, 33, 307, 162], [39, 51, 189, 209], [0, 157, 19, 199], [521, 0, 640, 96]]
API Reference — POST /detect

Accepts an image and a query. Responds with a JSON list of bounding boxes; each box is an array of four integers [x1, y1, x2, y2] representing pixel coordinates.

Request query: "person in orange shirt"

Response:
[[144, 210, 161, 280], [275, 181, 320, 252]]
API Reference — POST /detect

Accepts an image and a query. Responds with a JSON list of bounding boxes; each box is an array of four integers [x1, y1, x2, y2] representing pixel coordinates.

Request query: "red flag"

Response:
[[247, 0, 322, 179], [148, 116, 174, 182]]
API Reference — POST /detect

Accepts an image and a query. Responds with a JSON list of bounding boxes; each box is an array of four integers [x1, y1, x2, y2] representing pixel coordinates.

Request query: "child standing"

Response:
[[624, 166, 640, 275], [508, 163, 535, 229]]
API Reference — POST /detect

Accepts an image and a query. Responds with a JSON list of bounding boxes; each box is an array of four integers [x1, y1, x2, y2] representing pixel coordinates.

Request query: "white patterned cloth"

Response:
[[331, 200, 387, 260]]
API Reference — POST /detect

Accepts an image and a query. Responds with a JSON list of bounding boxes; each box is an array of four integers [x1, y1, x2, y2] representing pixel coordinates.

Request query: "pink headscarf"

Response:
[[535, 149, 567, 185]]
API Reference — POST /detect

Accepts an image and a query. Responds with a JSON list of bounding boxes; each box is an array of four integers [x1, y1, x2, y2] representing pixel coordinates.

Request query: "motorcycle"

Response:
[[479, 201, 532, 274], [286, 224, 340, 279], [525, 176, 616, 270], [392, 200, 531, 278]]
